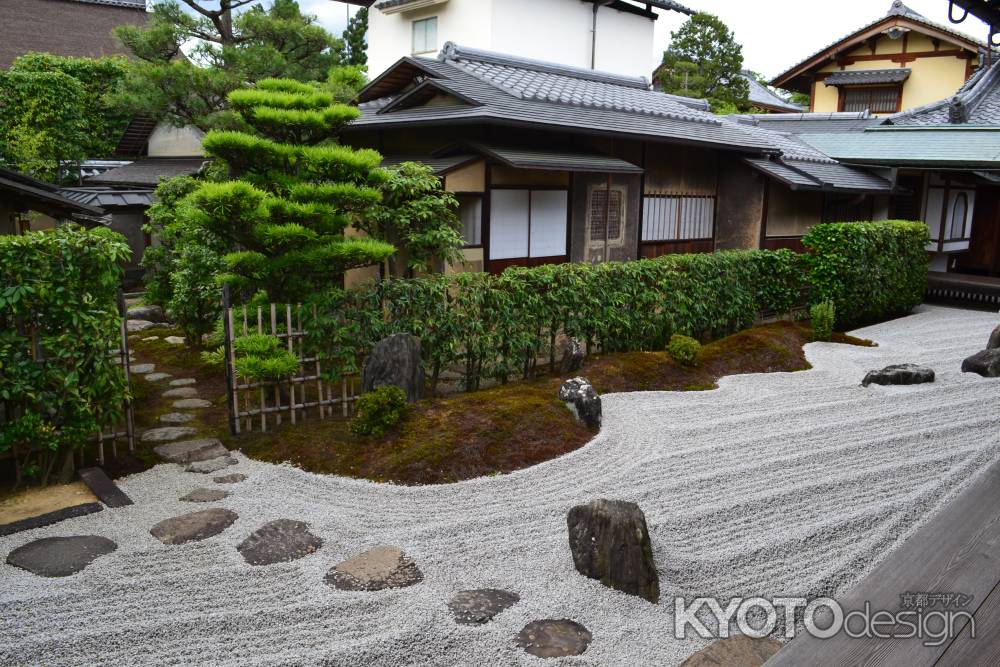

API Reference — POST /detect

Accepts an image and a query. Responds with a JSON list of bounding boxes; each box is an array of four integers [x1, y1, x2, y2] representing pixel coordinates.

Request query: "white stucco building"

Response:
[[347, 0, 692, 80]]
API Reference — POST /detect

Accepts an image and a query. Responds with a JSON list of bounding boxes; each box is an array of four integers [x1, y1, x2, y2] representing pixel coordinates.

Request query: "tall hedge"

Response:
[[802, 220, 929, 327], [0, 225, 130, 486]]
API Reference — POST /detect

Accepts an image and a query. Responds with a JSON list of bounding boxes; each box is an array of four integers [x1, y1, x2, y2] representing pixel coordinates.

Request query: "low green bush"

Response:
[[810, 300, 835, 342], [234, 333, 299, 382], [668, 334, 701, 366], [350, 385, 408, 437]]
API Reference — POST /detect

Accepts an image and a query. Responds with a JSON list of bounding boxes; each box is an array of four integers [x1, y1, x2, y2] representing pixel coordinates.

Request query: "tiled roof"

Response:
[[85, 157, 207, 187], [379, 154, 479, 174], [823, 68, 912, 87], [0, 168, 105, 218], [800, 127, 1000, 167], [887, 58, 1000, 126], [65, 0, 146, 6], [742, 73, 804, 113], [58, 188, 155, 208], [463, 143, 643, 173], [745, 111, 882, 135]]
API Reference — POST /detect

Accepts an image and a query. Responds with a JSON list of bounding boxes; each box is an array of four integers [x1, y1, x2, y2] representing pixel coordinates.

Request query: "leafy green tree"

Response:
[[0, 55, 129, 181], [181, 78, 394, 303], [658, 12, 749, 112], [115, 0, 344, 131], [340, 7, 368, 67], [325, 65, 367, 103]]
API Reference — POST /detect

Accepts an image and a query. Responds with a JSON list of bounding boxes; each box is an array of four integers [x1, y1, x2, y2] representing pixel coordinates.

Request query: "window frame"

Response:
[[838, 85, 902, 114], [455, 192, 484, 248], [411, 16, 438, 55]]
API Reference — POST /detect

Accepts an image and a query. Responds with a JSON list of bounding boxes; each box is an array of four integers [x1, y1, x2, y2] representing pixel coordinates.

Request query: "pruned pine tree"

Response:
[[187, 78, 394, 303]]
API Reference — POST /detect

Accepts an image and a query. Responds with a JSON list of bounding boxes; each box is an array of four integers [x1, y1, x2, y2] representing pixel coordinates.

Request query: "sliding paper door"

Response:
[[489, 189, 529, 260], [528, 190, 568, 258]]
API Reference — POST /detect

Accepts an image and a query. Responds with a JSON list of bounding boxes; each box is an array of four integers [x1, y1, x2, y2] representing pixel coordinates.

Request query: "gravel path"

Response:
[[2, 305, 999, 666]]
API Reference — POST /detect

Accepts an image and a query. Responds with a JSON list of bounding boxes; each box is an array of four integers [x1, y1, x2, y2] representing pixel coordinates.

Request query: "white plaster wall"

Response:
[[147, 123, 204, 157]]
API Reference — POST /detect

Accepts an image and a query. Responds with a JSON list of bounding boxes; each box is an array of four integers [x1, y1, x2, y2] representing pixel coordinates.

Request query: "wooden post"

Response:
[[285, 305, 296, 425], [258, 306, 266, 432], [117, 290, 136, 453], [313, 304, 325, 420], [222, 285, 239, 436], [271, 304, 281, 425]]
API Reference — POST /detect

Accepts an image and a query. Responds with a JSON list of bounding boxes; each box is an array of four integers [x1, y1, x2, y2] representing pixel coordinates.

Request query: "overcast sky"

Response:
[[315, 0, 988, 78]]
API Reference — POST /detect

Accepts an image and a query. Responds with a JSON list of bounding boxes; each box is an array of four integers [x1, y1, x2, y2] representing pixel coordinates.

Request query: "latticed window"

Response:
[[589, 189, 624, 242], [842, 86, 901, 113]]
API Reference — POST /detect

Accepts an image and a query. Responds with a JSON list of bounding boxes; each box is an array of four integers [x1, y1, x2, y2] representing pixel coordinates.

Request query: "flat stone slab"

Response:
[[141, 336, 160, 342], [6, 535, 117, 577], [861, 363, 935, 387], [145, 372, 172, 382], [0, 503, 103, 538], [159, 412, 194, 425], [214, 473, 247, 484], [154, 438, 228, 464], [131, 363, 156, 374], [173, 399, 212, 409], [180, 488, 230, 503], [126, 320, 156, 333], [127, 305, 165, 322], [150, 508, 238, 545], [325, 546, 423, 591], [679, 635, 782, 667], [78, 467, 133, 508], [164, 336, 185, 345], [186, 456, 237, 473], [516, 619, 592, 658], [162, 387, 199, 399], [237, 519, 323, 566], [140, 426, 198, 443], [169, 378, 197, 387], [448, 589, 520, 625]]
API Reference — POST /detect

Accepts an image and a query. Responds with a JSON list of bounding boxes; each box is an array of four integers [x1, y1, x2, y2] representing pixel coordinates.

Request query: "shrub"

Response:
[[167, 242, 224, 346], [803, 220, 929, 327], [668, 334, 701, 366], [350, 385, 407, 437], [810, 300, 835, 342], [233, 333, 299, 382]]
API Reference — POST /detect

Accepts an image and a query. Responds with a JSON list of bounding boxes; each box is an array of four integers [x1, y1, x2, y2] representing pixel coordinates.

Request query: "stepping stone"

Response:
[[164, 336, 185, 345], [162, 387, 199, 398], [679, 635, 781, 667], [145, 372, 172, 382], [140, 426, 198, 443], [861, 364, 935, 387], [127, 305, 165, 322], [214, 473, 247, 484], [154, 438, 229, 464], [516, 619, 592, 659], [180, 488, 230, 503], [325, 546, 423, 591], [6, 536, 117, 577], [131, 363, 155, 374], [173, 399, 212, 409], [0, 503, 103, 538], [237, 519, 323, 566], [126, 320, 156, 333], [186, 455, 237, 473], [159, 412, 194, 425], [448, 589, 520, 625], [141, 336, 160, 342], [150, 508, 238, 545], [169, 378, 197, 387], [78, 467, 133, 508]]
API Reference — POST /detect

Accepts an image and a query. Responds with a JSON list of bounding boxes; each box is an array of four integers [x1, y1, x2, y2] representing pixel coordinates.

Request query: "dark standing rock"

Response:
[[963, 349, 1000, 377], [988, 325, 1000, 350], [448, 589, 520, 625], [126, 305, 166, 323], [558, 377, 602, 430], [150, 508, 238, 545], [567, 499, 659, 603], [6, 536, 117, 577], [237, 519, 323, 566], [325, 546, 423, 591], [515, 619, 592, 658], [679, 635, 782, 667], [861, 364, 935, 387], [559, 337, 585, 374], [361, 333, 424, 402], [180, 488, 230, 503]]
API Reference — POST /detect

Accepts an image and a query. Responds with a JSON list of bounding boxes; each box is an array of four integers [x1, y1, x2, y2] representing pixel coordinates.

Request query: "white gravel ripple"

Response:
[[2, 305, 999, 666]]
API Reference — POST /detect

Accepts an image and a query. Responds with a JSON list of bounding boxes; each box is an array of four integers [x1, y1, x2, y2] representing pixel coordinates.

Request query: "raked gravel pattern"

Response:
[[2, 305, 1000, 666]]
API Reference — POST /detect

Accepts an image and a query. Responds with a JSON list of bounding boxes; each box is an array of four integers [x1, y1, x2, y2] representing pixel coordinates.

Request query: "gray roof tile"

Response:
[[823, 68, 912, 86], [742, 73, 804, 112]]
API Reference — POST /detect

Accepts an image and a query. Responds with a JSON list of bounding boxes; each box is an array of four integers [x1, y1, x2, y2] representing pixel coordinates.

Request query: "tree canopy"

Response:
[[0, 54, 130, 181], [341, 7, 368, 67], [657, 12, 749, 113], [115, 0, 345, 132]]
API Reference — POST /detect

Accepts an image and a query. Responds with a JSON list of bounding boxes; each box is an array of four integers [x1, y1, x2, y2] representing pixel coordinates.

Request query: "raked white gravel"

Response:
[[2, 304, 999, 666]]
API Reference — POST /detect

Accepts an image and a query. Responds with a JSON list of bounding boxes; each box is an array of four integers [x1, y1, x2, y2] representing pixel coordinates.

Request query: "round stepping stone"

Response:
[[159, 412, 194, 425], [186, 455, 237, 473], [180, 488, 230, 503], [131, 363, 155, 374], [448, 589, 520, 625], [214, 473, 247, 484], [145, 372, 172, 382], [155, 438, 228, 464], [173, 398, 212, 409], [140, 426, 198, 443], [6, 536, 117, 577], [126, 320, 156, 333], [162, 387, 199, 398], [237, 519, 323, 566], [150, 508, 238, 545], [679, 635, 781, 667], [325, 546, 423, 591], [169, 378, 197, 387], [164, 336, 186, 345], [516, 619, 592, 659]]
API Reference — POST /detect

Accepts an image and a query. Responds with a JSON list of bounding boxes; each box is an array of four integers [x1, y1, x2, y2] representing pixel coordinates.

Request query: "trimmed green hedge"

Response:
[[803, 220, 929, 327], [0, 225, 130, 486]]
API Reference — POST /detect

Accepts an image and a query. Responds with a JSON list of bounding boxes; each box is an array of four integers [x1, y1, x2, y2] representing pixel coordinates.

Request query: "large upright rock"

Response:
[[861, 364, 934, 387], [126, 305, 166, 323], [361, 333, 424, 402], [988, 325, 1000, 350], [559, 337, 585, 374], [567, 499, 659, 603], [559, 377, 602, 430], [962, 349, 1000, 377]]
